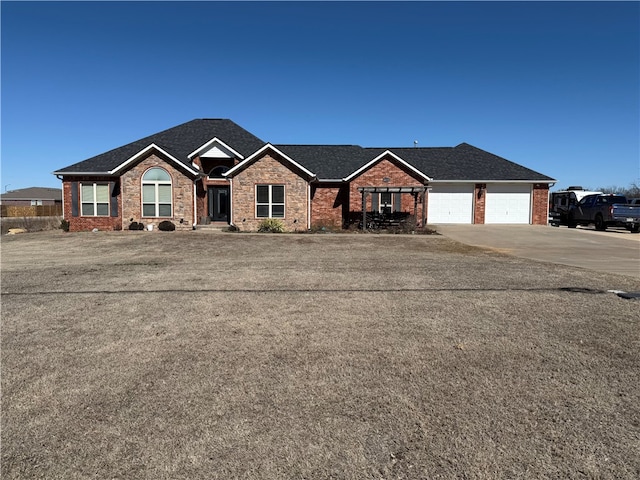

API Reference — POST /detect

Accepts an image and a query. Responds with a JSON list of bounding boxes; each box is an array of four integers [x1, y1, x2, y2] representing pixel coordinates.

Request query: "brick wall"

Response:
[[62, 176, 122, 232], [310, 184, 348, 229], [195, 180, 207, 223], [532, 183, 550, 225], [348, 157, 426, 223], [230, 153, 309, 232], [473, 184, 486, 224], [121, 154, 195, 231]]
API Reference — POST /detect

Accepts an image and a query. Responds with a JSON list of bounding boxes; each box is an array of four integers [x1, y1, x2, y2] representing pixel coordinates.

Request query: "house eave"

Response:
[[315, 178, 345, 183], [109, 143, 199, 176], [428, 179, 557, 184], [224, 143, 316, 179], [187, 137, 245, 160], [52, 171, 116, 177]]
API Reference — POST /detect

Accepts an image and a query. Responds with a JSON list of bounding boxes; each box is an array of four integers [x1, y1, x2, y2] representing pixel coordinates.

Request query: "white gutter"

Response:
[[307, 183, 311, 230], [229, 178, 234, 226], [52, 171, 116, 176], [428, 179, 557, 184], [193, 182, 197, 229]]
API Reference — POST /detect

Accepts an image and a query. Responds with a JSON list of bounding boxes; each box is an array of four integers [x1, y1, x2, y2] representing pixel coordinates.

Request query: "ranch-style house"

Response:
[[53, 119, 555, 232]]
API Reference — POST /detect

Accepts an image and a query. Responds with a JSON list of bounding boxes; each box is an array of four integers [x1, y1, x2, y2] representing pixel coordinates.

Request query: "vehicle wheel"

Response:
[[595, 214, 606, 231], [631, 225, 640, 233]]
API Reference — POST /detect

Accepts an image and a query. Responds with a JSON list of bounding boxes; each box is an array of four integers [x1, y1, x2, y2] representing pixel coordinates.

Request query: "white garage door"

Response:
[[427, 184, 474, 224], [485, 184, 531, 224]]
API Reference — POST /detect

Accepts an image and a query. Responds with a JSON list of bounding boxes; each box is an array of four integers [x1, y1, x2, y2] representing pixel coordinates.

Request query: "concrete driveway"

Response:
[[435, 224, 640, 278]]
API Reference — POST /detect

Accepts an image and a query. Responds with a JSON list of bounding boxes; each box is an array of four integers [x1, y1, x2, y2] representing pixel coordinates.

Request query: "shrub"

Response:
[[129, 222, 144, 231], [257, 218, 285, 233], [0, 216, 63, 234], [60, 219, 70, 232], [158, 220, 176, 231]]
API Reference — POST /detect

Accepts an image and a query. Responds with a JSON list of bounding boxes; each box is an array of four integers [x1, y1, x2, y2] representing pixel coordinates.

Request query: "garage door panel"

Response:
[[485, 184, 531, 224], [428, 185, 473, 224]]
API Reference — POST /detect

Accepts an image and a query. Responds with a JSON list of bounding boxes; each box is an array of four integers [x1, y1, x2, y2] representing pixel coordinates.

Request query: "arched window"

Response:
[[142, 167, 172, 217], [208, 165, 230, 178]]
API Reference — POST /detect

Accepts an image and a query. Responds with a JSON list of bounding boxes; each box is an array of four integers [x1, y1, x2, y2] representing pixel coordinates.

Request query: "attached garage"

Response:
[[485, 184, 531, 224], [427, 184, 474, 224]]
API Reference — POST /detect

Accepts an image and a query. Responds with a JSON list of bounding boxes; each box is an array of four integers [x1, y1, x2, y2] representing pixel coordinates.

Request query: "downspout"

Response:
[[193, 181, 197, 229], [229, 177, 234, 226], [422, 186, 428, 227], [307, 182, 311, 230], [191, 159, 202, 230]]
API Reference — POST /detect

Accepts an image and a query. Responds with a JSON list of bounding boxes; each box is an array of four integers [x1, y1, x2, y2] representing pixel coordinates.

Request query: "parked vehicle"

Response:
[[549, 186, 602, 227], [568, 194, 640, 232]]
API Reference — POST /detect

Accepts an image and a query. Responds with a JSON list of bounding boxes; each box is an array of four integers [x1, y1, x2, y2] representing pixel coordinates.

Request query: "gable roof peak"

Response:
[[224, 143, 315, 179]]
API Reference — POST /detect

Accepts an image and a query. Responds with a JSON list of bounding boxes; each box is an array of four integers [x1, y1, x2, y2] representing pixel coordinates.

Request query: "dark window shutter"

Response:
[[371, 193, 379, 212], [110, 181, 119, 217], [71, 182, 79, 217], [393, 193, 401, 212]]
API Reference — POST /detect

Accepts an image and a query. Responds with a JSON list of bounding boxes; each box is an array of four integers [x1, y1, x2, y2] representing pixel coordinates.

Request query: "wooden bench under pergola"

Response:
[[358, 186, 428, 230]]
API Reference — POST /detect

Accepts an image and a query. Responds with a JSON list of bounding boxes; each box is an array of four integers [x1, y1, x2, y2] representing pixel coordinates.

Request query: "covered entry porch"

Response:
[[357, 186, 428, 230]]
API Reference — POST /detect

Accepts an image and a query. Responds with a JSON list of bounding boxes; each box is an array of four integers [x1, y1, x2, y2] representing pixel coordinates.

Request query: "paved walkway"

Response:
[[435, 224, 640, 278]]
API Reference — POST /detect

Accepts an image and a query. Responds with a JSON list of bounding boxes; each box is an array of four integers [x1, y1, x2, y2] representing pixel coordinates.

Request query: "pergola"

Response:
[[357, 186, 428, 229]]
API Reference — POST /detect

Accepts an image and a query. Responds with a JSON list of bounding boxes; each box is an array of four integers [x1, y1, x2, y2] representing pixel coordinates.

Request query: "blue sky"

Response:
[[2, 1, 639, 193]]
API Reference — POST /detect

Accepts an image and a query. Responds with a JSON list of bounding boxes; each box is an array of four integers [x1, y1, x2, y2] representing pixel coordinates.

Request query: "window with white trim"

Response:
[[81, 183, 109, 216], [142, 168, 172, 217], [256, 185, 285, 218]]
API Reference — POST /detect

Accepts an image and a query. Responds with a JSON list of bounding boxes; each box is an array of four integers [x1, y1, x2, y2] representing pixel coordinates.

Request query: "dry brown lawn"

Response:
[[2, 230, 639, 479]]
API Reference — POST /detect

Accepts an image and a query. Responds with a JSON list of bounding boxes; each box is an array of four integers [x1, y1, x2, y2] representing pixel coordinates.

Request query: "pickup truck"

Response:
[[549, 187, 602, 226], [568, 194, 640, 232]]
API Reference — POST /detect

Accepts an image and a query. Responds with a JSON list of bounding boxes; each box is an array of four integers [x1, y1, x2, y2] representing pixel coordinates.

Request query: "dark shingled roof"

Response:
[[54, 119, 554, 182], [275, 143, 553, 182], [381, 143, 555, 182], [274, 145, 372, 179], [54, 119, 265, 174]]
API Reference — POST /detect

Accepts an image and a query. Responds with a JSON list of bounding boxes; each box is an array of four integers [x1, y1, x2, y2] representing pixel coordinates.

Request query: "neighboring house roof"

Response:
[[1, 187, 62, 201], [53, 119, 555, 183], [53, 119, 265, 175]]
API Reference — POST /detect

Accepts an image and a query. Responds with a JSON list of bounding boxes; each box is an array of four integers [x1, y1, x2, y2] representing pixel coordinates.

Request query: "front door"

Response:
[[208, 186, 229, 222]]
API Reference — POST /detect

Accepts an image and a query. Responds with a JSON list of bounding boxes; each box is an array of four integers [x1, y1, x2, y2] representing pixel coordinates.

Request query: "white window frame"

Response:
[[256, 184, 285, 218], [379, 192, 393, 214], [142, 168, 172, 218], [80, 183, 110, 217]]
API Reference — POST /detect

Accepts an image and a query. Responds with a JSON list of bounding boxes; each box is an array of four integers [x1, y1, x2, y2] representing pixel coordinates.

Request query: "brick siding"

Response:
[[310, 184, 348, 229], [473, 184, 486, 224], [121, 154, 195, 231], [348, 157, 426, 225], [62, 176, 122, 232], [531, 183, 550, 225], [62, 153, 196, 232], [230, 153, 309, 232]]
